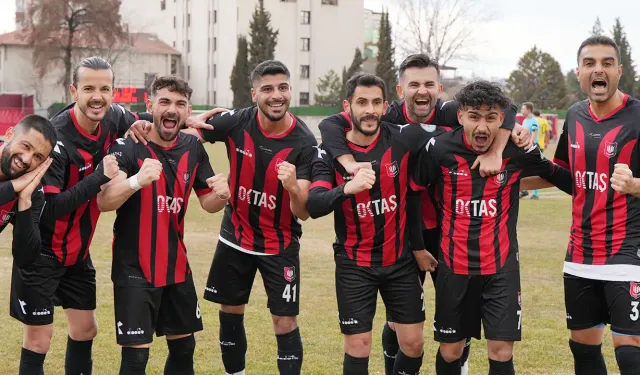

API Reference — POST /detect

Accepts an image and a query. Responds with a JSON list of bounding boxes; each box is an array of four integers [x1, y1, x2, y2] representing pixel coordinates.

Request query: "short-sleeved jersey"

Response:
[[537, 117, 550, 149], [199, 106, 317, 255], [554, 95, 640, 281], [414, 127, 566, 275], [109, 134, 214, 287], [309, 114, 444, 267], [40, 104, 141, 266], [320, 99, 518, 231], [523, 116, 540, 144]]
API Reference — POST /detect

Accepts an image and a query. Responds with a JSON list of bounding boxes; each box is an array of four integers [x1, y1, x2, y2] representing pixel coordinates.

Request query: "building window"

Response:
[[300, 65, 310, 79], [214, 10, 217, 23], [171, 59, 177, 74], [300, 92, 310, 105], [161, 0, 166, 10], [173, 16, 176, 28], [301, 38, 310, 51], [187, 14, 191, 27], [321, 0, 338, 4], [214, 37, 217, 51], [172, 41, 176, 47], [187, 40, 191, 53], [187, 66, 191, 80], [281, 0, 296, 2], [301, 10, 310, 24], [214, 91, 217, 104], [214, 64, 217, 78], [208, 37, 210, 52]]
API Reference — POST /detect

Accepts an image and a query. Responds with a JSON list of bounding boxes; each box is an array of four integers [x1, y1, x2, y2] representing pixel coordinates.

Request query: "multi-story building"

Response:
[[363, 8, 381, 73], [118, 0, 365, 107]]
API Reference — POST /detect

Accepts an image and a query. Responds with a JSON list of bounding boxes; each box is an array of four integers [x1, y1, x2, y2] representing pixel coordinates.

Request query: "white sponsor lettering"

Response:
[[157, 195, 184, 214], [237, 186, 277, 210], [356, 196, 398, 218], [455, 199, 497, 217], [340, 318, 359, 325], [574, 170, 608, 193]]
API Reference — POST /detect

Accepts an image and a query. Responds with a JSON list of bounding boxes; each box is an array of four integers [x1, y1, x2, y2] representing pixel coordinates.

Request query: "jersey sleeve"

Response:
[[12, 187, 44, 268], [411, 137, 440, 190], [500, 103, 518, 131], [403, 124, 447, 155], [193, 142, 214, 197], [199, 109, 242, 143], [109, 138, 138, 177], [0, 181, 17, 205], [306, 146, 347, 219], [109, 104, 146, 138], [296, 137, 319, 181], [553, 120, 570, 169], [41, 142, 68, 194], [318, 114, 352, 159], [440, 100, 461, 129], [515, 144, 572, 194], [406, 190, 426, 250]]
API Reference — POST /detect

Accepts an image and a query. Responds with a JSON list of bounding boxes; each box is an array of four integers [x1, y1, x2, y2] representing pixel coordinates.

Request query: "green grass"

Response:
[[0, 143, 620, 374]]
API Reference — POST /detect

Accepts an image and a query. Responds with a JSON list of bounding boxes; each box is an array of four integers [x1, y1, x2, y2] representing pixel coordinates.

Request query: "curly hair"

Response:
[[454, 80, 511, 111], [150, 75, 193, 100]]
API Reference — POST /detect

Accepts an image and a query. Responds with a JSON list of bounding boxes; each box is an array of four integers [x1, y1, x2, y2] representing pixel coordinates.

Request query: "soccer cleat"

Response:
[[461, 359, 469, 375]]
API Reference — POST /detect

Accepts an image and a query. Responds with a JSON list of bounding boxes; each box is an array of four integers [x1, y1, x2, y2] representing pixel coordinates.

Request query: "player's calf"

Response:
[[382, 322, 399, 375], [569, 339, 608, 375], [436, 343, 465, 375], [614, 345, 640, 375], [344, 332, 373, 375], [165, 334, 196, 375], [393, 322, 424, 375], [65, 308, 98, 375], [487, 340, 515, 375], [219, 310, 247, 375], [119, 345, 150, 375]]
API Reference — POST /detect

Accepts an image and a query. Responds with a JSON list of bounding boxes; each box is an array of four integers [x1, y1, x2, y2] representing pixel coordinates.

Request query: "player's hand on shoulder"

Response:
[[138, 158, 163, 187], [101, 155, 120, 180], [472, 152, 503, 177], [611, 163, 638, 195], [344, 168, 376, 195], [277, 161, 299, 192], [186, 107, 230, 130], [413, 249, 438, 272], [125, 120, 153, 145], [512, 124, 532, 149], [206, 174, 230, 200]]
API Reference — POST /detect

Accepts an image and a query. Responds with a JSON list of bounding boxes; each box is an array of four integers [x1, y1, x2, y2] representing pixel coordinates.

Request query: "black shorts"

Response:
[[335, 253, 425, 335], [204, 241, 300, 316], [434, 269, 522, 343], [564, 274, 640, 336], [10, 254, 96, 325], [420, 228, 441, 287], [113, 274, 203, 346]]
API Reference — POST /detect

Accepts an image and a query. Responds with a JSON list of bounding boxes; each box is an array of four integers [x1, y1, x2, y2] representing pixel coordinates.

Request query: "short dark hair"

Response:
[[523, 102, 534, 111], [15, 114, 57, 149], [251, 60, 290, 83], [345, 73, 387, 102], [577, 36, 620, 63], [398, 54, 440, 78], [533, 110, 541, 116], [150, 75, 193, 100], [454, 80, 511, 111], [72, 56, 115, 87]]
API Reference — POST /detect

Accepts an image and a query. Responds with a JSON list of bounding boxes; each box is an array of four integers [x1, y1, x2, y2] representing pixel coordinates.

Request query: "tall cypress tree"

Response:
[[248, 0, 279, 71], [341, 48, 365, 99], [590, 17, 604, 36], [611, 18, 636, 96], [231, 36, 253, 108], [375, 11, 398, 101]]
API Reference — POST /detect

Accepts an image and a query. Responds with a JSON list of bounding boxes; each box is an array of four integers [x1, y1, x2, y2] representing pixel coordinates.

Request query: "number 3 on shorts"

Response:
[[283, 284, 297, 303], [631, 301, 639, 322]]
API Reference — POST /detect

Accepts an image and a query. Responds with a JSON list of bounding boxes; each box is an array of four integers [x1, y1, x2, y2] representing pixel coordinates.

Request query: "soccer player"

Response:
[[318, 53, 530, 374], [519, 102, 540, 199], [0, 115, 56, 267], [96, 75, 228, 375], [307, 73, 439, 375], [412, 81, 570, 375], [185, 60, 316, 375], [9, 56, 159, 375], [523, 35, 640, 375], [533, 110, 550, 153]]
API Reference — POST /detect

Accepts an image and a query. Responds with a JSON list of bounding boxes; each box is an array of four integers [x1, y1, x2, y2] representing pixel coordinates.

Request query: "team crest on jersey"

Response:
[[385, 161, 399, 177], [0, 210, 14, 225], [183, 171, 191, 183], [604, 141, 618, 158], [631, 282, 640, 300], [517, 291, 522, 307], [284, 266, 296, 282], [494, 171, 508, 186], [275, 158, 286, 172]]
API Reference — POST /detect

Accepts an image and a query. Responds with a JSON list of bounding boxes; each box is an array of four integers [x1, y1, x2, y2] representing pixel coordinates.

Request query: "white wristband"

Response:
[[128, 174, 142, 191]]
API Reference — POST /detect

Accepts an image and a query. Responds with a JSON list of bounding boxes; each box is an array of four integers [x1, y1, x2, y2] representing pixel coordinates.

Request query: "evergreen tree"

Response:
[[565, 69, 586, 105], [315, 70, 343, 107], [248, 0, 279, 72], [375, 11, 398, 101], [230, 36, 253, 108], [341, 48, 365, 99], [611, 18, 636, 96], [590, 17, 604, 36]]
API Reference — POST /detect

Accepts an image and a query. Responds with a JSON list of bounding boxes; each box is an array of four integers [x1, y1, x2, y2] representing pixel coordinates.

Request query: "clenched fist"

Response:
[[138, 158, 163, 187], [344, 168, 376, 195], [611, 163, 638, 195], [277, 161, 299, 192], [207, 174, 230, 200], [344, 161, 373, 175], [102, 155, 120, 179]]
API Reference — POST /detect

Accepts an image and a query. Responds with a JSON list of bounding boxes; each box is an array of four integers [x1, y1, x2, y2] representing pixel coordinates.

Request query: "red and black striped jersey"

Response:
[[308, 114, 444, 267], [40, 103, 141, 266], [414, 127, 569, 275], [319, 99, 518, 231], [554, 95, 640, 281], [109, 134, 214, 287], [0, 182, 44, 267], [199, 106, 317, 255]]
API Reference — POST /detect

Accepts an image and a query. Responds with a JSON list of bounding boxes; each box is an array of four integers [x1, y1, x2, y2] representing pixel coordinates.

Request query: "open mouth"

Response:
[[268, 102, 285, 109], [591, 78, 607, 93], [162, 118, 178, 129], [414, 98, 430, 109], [474, 134, 489, 146], [13, 156, 25, 171], [88, 102, 105, 111]]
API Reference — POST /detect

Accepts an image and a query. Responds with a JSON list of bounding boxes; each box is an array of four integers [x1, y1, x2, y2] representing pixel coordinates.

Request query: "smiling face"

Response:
[[577, 44, 622, 103], [251, 74, 292, 122], [344, 85, 388, 137], [147, 88, 192, 142], [0, 128, 51, 178], [398, 66, 442, 120], [458, 104, 504, 153], [69, 67, 114, 122]]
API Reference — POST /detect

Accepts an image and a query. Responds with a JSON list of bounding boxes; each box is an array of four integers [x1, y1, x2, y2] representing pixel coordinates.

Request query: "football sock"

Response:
[[488, 358, 515, 375], [343, 353, 369, 375], [276, 327, 303, 375], [19, 347, 46, 375], [382, 322, 399, 375], [119, 347, 149, 375], [569, 340, 607, 375], [164, 335, 195, 375], [219, 311, 247, 374], [393, 350, 423, 375]]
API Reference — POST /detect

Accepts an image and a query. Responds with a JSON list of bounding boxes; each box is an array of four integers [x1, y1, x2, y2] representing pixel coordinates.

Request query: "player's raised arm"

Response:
[[97, 158, 162, 212], [192, 143, 229, 213], [307, 146, 355, 219], [318, 114, 363, 174]]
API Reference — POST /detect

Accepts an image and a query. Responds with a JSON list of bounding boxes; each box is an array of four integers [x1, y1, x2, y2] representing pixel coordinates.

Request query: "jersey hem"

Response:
[[563, 262, 640, 281], [218, 236, 274, 256]]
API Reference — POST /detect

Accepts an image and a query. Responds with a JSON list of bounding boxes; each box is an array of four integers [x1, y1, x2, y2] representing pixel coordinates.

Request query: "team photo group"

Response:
[[0, 30, 639, 375]]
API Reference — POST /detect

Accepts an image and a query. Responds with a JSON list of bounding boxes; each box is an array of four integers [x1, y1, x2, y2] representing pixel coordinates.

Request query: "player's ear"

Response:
[[4, 126, 14, 141], [383, 100, 389, 114], [457, 109, 464, 124], [396, 84, 403, 99], [342, 99, 350, 113], [69, 84, 78, 102], [251, 88, 257, 104], [618, 63, 623, 77], [187, 104, 193, 117], [146, 98, 153, 113], [438, 83, 443, 94]]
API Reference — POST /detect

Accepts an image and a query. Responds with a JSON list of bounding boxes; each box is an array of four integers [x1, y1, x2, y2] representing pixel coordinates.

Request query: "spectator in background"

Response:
[[520, 102, 540, 199], [534, 110, 550, 153]]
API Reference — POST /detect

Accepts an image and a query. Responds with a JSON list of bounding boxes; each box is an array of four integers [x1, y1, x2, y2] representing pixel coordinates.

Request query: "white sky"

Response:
[[2, 0, 640, 79]]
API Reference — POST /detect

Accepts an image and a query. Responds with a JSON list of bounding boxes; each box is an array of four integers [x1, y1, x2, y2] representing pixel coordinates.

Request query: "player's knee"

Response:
[[613, 333, 640, 348], [23, 325, 53, 354], [344, 333, 372, 357], [615, 345, 640, 374], [571, 327, 604, 346], [272, 315, 297, 335], [397, 333, 424, 358], [487, 341, 514, 362], [439, 342, 465, 362], [68, 320, 98, 341], [220, 304, 245, 315]]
